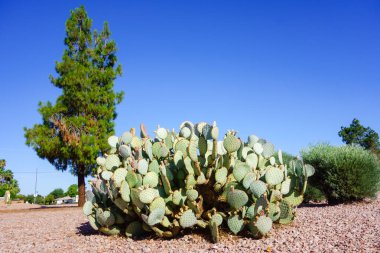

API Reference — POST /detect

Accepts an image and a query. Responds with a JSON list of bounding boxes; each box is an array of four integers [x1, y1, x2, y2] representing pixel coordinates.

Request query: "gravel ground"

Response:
[[0, 198, 379, 253]]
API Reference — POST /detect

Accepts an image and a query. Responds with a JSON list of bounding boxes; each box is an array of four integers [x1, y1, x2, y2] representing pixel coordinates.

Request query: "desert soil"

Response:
[[0, 198, 379, 253]]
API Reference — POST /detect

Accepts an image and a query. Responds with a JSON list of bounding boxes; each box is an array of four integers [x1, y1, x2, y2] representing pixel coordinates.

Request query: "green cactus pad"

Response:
[[121, 131, 133, 145], [211, 213, 223, 226], [152, 142, 163, 158], [215, 167, 228, 184], [179, 210, 197, 228], [88, 215, 100, 231], [188, 142, 198, 162], [99, 225, 121, 236], [198, 136, 208, 156], [83, 201, 94, 216], [130, 136, 142, 149], [233, 163, 250, 182], [118, 145, 131, 159], [120, 180, 131, 202], [223, 135, 241, 153], [113, 168, 127, 187], [253, 142, 264, 155], [227, 188, 249, 209], [250, 180, 267, 198], [105, 154, 120, 170], [147, 207, 166, 226], [210, 220, 219, 243], [172, 189, 187, 206], [96, 209, 115, 227], [125, 221, 144, 237], [139, 188, 159, 204], [284, 190, 303, 206], [280, 178, 291, 195], [143, 171, 159, 187], [126, 171, 138, 188], [269, 189, 282, 203], [268, 203, 280, 221], [255, 216, 272, 236], [278, 150, 283, 165], [108, 135, 119, 148], [175, 139, 189, 157], [96, 157, 106, 166], [148, 159, 160, 174], [150, 197, 166, 211], [186, 189, 199, 201], [101, 170, 113, 181], [262, 142, 275, 158], [211, 125, 219, 140], [156, 127, 168, 139], [245, 153, 258, 169], [144, 140, 153, 160], [242, 172, 256, 189], [227, 215, 244, 235], [137, 159, 149, 175], [248, 134, 259, 147], [180, 126, 192, 139], [265, 167, 284, 186], [131, 188, 144, 209], [304, 164, 315, 177]]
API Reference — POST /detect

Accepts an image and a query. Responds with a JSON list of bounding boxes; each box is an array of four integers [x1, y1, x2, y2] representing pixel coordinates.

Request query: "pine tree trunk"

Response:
[[78, 171, 86, 207]]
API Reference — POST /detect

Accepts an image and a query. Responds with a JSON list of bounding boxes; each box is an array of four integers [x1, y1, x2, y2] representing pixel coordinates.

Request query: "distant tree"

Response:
[[25, 194, 45, 205], [49, 188, 65, 199], [339, 118, 380, 156], [66, 184, 78, 197], [45, 194, 55, 205], [0, 159, 20, 198], [24, 6, 123, 206]]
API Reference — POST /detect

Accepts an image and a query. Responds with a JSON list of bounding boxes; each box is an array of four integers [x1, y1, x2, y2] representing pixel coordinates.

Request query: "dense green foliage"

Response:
[[44, 194, 56, 205], [339, 119, 380, 157], [24, 6, 123, 206], [49, 188, 65, 199], [84, 121, 314, 242], [0, 159, 20, 198], [302, 144, 380, 204], [66, 184, 78, 197]]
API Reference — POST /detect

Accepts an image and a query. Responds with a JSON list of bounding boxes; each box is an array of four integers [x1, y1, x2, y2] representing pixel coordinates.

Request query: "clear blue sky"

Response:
[[0, 1, 379, 196]]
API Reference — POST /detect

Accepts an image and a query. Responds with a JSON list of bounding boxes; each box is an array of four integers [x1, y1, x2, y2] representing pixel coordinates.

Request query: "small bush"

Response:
[[302, 144, 380, 204]]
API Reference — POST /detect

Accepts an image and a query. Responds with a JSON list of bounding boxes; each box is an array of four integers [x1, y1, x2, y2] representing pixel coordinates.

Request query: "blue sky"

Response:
[[0, 1, 379, 196]]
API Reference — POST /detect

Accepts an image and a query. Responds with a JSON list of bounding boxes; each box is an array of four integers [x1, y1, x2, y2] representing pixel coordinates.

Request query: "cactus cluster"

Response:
[[84, 121, 314, 242]]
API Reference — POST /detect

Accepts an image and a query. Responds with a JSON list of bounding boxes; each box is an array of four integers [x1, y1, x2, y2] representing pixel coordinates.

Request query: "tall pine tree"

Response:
[[24, 6, 123, 206]]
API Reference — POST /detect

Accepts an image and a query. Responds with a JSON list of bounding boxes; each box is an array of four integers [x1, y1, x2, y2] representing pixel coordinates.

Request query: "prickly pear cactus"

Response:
[[84, 121, 314, 242]]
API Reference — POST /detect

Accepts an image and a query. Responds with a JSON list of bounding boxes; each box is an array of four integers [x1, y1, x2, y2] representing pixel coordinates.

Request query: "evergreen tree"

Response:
[[339, 118, 380, 155], [24, 6, 123, 206]]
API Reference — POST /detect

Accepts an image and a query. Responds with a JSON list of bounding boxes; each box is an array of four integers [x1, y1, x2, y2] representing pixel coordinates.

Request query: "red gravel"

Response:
[[0, 198, 379, 253]]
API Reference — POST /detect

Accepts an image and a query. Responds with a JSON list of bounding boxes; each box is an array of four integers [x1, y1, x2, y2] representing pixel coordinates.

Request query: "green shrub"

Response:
[[302, 144, 380, 204], [304, 184, 326, 202]]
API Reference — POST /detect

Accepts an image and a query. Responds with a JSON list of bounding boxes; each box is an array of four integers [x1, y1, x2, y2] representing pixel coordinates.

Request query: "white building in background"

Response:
[[55, 195, 78, 204]]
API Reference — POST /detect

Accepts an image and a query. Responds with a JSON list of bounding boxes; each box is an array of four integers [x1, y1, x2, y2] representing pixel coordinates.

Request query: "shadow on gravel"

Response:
[[77, 222, 99, 236], [298, 203, 329, 208]]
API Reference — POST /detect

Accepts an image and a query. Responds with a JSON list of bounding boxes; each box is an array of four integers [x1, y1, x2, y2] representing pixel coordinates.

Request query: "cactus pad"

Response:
[[227, 215, 244, 235], [233, 163, 250, 182], [223, 135, 241, 153], [179, 210, 197, 228], [227, 188, 249, 209], [265, 167, 284, 186], [255, 216, 272, 236], [250, 180, 267, 198]]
